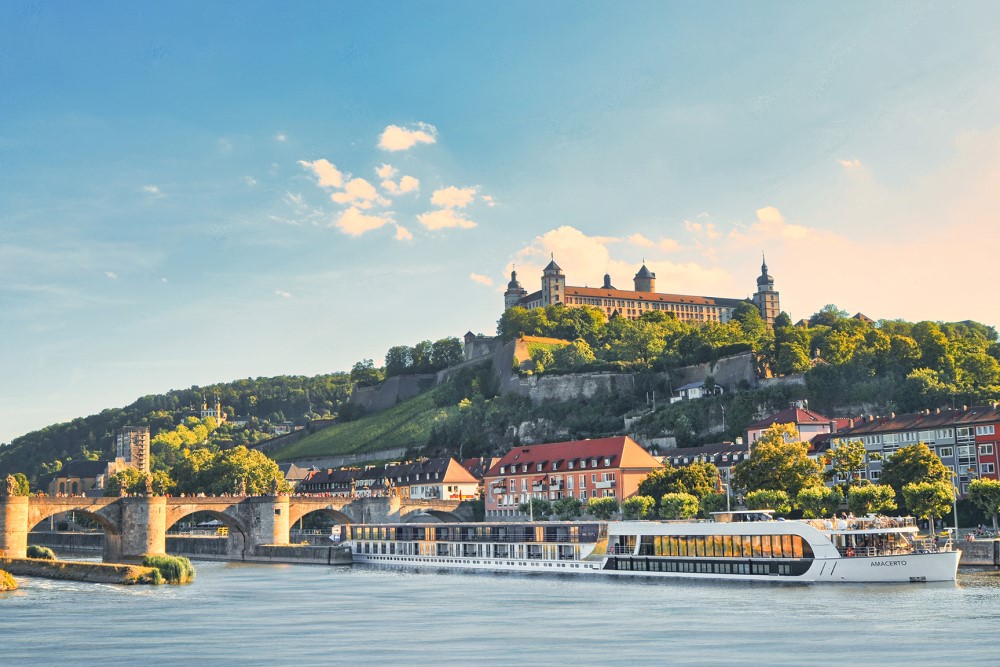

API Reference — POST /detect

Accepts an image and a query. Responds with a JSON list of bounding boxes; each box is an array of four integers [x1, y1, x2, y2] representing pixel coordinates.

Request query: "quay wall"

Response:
[[0, 557, 158, 585], [958, 540, 1000, 566], [246, 544, 352, 566]]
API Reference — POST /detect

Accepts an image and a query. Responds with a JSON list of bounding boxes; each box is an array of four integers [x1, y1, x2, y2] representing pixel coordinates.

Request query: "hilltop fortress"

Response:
[[503, 256, 780, 326]]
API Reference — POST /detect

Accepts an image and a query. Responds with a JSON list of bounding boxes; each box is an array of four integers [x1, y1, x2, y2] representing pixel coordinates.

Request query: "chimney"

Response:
[[829, 420, 837, 434], [849, 418, 855, 428]]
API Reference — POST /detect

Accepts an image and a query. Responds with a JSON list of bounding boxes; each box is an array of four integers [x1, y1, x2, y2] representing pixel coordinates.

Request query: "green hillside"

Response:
[[271, 389, 446, 461]]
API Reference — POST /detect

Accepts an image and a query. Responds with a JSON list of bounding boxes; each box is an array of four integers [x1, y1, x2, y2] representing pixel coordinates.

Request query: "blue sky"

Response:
[[3, 2, 1000, 443]]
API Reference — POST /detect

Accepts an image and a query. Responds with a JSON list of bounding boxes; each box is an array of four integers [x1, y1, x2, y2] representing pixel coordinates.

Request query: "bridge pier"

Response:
[[244, 495, 290, 547], [0, 496, 29, 559], [119, 496, 166, 562]]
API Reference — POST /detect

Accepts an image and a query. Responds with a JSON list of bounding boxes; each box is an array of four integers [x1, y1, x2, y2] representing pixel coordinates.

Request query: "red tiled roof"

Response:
[[832, 407, 1000, 436], [564, 286, 745, 307], [746, 407, 835, 430], [484, 436, 662, 477]]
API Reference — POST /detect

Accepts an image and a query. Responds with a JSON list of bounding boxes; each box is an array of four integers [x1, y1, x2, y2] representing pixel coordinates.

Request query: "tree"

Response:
[[588, 496, 619, 520], [350, 359, 383, 387], [637, 462, 719, 505], [732, 423, 823, 498], [796, 486, 843, 519], [880, 443, 952, 508], [104, 468, 146, 496], [846, 484, 897, 517], [384, 346, 412, 377], [430, 337, 464, 370], [659, 492, 699, 520], [699, 493, 729, 517], [551, 339, 596, 371], [902, 481, 954, 536], [210, 446, 291, 496], [968, 478, 1000, 531], [744, 489, 792, 516], [826, 440, 868, 495], [518, 497, 552, 519], [622, 495, 656, 520], [552, 497, 583, 520]]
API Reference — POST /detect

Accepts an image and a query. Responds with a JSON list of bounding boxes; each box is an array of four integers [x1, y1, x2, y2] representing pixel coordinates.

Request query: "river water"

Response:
[[3, 562, 1000, 666]]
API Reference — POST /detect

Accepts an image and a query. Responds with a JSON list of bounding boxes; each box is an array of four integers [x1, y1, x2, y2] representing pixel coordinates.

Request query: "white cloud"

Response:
[[838, 158, 862, 169], [244, 176, 258, 187], [658, 238, 681, 252], [381, 173, 420, 195], [627, 233, 654, 247], [160, 277, 168, 283], [298, 159, 344, 188], [378, 122, 438, 151], [142, 184, 163, 198], [469, 273, 494, 287], [375, 164, 398, 180], [482, 194, 497, 207], [275, 133, 287, 142], [398, 175, 419, 194], [684, 220, 721, 239], [417, 208, 476, 231], [105, 271, 118, 279], [431, 186, 477, 209], [335, 207, 393, 236], [394, 225, 414, 241], [275, 289, 292, 298], [513, 225, 731, 295], [330, 177, 389, 209]]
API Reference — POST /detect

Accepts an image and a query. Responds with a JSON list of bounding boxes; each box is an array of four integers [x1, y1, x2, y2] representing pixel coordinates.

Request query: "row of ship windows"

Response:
[[629, 534, 815, 560], [609, 558, 802, 577]]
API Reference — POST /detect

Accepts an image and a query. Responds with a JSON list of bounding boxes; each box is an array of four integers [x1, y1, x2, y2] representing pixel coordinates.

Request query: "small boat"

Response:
[[341, 511, 960, 583]]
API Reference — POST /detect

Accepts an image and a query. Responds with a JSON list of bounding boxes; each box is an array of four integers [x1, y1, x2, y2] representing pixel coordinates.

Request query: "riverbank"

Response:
[[28, 531, 352, 566], [0, 568, 16, 591], [0, 557, 160, 585]]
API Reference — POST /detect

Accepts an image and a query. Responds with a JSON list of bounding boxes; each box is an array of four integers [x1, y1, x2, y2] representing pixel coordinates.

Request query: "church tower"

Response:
[[633, 263, 655, 293], [752, 255, 780, 326], [540, 256, 565, 306], [503, 268, 528, 310]]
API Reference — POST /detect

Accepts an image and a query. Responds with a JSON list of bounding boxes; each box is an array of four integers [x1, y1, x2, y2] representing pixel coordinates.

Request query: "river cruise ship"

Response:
[[342, 512, 960, 583]]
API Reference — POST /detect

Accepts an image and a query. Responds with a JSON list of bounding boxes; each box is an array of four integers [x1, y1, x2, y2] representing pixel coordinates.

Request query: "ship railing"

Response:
[[607, 545, 635, 555]]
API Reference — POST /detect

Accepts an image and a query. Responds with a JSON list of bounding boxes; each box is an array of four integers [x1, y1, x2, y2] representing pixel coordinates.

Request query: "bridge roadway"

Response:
[[0, 495, 471, 562]]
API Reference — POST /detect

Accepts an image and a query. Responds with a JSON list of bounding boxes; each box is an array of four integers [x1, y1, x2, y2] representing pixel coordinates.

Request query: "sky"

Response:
[[2, 2, 1000, 444]]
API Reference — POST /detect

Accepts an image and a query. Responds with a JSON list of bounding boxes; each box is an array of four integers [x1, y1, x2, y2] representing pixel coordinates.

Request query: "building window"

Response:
[[938, 447, 953, 458], [536, 463, 543, 472], [870, 470, 880, 480], [977, 425, 996, 436], [982, 463, 996, 475], [980, 444, 995, 456]]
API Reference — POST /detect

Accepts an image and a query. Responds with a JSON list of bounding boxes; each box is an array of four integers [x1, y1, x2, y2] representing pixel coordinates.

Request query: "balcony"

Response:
[[594, 480, 616, 490]]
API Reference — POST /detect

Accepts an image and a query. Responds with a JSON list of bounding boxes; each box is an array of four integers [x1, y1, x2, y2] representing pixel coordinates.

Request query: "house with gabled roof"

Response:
[[483, 436, 664, 518]]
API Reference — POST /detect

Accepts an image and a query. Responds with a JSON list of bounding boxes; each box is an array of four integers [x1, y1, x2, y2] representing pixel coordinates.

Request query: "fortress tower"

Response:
[[751, 255, 780, 326]]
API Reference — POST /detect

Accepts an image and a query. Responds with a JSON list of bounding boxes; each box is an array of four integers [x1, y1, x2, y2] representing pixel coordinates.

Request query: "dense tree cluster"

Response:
[[0, 373, 352, 486], [384, 338, 464, 377]]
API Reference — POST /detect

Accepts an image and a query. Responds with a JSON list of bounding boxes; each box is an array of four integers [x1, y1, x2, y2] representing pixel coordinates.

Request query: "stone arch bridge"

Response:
[[0, 495, 473, 562]]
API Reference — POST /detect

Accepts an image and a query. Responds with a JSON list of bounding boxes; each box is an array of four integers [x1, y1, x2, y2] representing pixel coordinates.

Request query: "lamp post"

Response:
[[720, 481, 731, 513]]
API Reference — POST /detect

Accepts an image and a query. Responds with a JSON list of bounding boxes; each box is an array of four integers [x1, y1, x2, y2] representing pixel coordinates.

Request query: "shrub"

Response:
[[0, 569, 17, 591], [27, 545, 56, 560], [142, 555, 196, 584]]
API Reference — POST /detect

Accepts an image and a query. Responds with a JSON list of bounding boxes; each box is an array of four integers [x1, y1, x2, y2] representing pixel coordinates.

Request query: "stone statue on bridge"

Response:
[[144, 474, 154, 497], [3, 474, 17, 497]]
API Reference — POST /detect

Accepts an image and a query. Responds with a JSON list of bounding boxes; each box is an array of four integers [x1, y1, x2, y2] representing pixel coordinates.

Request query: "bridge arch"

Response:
[[27, 506, 122, 562], [400, 509, 462, 523], [287, 505, 353, 528], [164, 509, 249, 560]]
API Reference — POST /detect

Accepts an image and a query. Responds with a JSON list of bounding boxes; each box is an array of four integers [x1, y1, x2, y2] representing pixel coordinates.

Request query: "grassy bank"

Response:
[[0, 558, 162, 585], [0, 569, 16, 591], [272, 389, 444, 461]]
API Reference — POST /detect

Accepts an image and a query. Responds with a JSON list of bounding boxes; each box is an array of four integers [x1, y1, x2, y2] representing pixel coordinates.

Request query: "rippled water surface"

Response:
[[4, 563, 1000, 666]]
